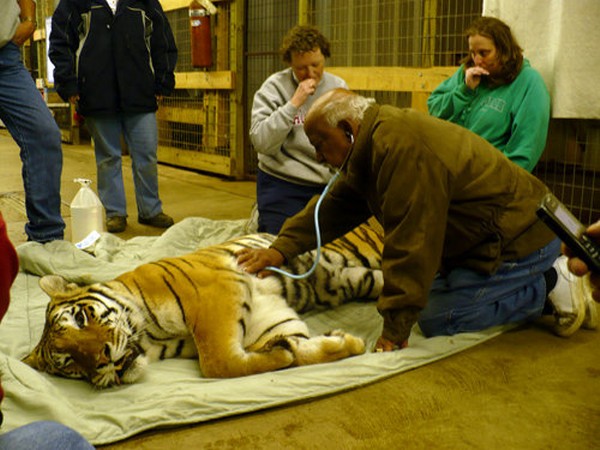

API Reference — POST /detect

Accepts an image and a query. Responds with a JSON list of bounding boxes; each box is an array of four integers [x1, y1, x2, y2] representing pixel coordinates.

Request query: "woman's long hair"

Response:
[[460, 16, 523, 87]]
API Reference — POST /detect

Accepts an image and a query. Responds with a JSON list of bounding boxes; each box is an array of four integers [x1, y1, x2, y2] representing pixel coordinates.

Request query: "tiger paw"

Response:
[[261, 336, 296, 365], [325, 329, 366, 356]]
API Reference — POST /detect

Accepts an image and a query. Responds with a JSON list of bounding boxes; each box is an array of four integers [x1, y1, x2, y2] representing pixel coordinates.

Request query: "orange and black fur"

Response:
[[23, 223, 383, 388]]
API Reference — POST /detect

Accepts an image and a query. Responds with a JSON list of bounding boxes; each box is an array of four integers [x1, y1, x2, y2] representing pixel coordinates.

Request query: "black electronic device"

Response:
[[537, 193, 600, 273]]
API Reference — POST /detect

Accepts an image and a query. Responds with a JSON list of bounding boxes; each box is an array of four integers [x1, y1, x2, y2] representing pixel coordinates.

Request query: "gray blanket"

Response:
[[0, 217, 509, 445]]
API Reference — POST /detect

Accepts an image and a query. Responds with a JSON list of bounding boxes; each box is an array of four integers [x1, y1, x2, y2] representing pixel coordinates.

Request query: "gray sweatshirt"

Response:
[[0, 0, 21, 49], [250, 67, 348, 186]]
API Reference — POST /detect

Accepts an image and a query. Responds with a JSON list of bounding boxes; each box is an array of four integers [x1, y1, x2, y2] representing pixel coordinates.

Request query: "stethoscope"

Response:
[[266, 132, 353, 279]]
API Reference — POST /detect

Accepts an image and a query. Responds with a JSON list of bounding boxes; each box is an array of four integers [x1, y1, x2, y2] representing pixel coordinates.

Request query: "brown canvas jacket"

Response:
[[272, 104, 555, 343]]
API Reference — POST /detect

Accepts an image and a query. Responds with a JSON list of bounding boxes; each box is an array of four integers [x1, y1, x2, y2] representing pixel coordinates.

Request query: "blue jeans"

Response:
[[0, 421, 95, 449], [0, 43, 65, 242], [85, 113, 163, 219], [419, 238, 561, 336], [257, 169, 325, 234]]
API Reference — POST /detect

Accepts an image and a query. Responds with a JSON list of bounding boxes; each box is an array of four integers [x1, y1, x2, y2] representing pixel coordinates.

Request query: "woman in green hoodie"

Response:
[[428, 16, 550, 172]]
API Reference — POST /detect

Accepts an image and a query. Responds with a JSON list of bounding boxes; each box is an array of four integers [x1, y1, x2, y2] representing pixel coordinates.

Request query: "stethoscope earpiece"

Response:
[[346, 131, 354, 145]]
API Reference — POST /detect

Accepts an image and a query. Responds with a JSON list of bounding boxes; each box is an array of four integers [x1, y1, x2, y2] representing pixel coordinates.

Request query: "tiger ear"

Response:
[[22, 346, 47, 371], [39, 275, 82, 298]]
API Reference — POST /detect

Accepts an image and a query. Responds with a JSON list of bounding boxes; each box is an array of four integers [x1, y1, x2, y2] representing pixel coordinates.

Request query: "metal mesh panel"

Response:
[[534, 121, 600, 224], [158, 6, 234, 174], [169, 9, 194, 71], [244, 3, 299, 175], [244, 0, 483, 171], [433, 0, 483, 65], [243, 0, 600, 223], [23, 1, 600, 222], [314, 0, 422, 67]]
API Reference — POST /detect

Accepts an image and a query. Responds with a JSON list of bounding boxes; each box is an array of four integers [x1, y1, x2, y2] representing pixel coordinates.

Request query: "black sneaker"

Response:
[[138, 212, 174, 229], [106, 216, 127, 233]]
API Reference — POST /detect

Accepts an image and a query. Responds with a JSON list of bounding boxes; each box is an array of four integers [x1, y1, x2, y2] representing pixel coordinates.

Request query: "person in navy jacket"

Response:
[[50, 0, 178, 234]]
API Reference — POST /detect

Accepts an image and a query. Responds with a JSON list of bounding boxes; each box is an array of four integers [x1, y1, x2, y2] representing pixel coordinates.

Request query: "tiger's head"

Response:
[[22, 275, 148, 388]]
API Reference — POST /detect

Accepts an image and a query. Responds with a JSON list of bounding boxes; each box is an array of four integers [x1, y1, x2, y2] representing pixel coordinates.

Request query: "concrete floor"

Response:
[[1, 133, 599, 449]]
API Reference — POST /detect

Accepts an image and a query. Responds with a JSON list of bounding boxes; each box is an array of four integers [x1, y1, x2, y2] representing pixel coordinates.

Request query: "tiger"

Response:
[[23, 221, 383, 388]]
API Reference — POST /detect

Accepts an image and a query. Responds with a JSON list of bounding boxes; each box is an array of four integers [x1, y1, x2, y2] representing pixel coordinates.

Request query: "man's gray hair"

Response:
[[308, 89, 376, 127]]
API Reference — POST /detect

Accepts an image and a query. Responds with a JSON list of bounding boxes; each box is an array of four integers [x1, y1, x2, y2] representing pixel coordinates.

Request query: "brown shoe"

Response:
[[138, 212, 174, 229], [106, 216, 127, 233]]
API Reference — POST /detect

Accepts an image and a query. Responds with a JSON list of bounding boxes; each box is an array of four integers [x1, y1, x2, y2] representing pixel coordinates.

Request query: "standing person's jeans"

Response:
[[0, 421, 95, 450], [419, 238, 561, 336], [0, 43, 65, 242], [85, 113, 163, 220]]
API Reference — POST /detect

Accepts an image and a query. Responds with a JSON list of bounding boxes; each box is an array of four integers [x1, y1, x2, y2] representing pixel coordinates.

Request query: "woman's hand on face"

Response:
[[464, 66, 490, 90], [236, 248, 285, 278], [290, 78, 317, 108]]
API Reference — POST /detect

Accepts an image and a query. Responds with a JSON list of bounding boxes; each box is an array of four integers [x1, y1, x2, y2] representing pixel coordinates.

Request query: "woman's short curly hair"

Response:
[[280, 25, 331, 63]]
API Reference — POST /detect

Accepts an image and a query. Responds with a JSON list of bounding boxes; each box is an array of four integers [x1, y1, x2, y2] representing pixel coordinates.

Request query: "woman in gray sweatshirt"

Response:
[[250, 25, 347, 234]]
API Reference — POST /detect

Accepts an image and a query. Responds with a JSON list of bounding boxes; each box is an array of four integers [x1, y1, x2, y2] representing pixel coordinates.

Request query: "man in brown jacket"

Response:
[[238, 88, 597, 351]]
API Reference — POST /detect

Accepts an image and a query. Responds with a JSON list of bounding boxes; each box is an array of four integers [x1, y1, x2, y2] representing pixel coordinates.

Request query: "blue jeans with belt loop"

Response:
[[419, 238, 561, 337], [85, 113, 163, 220], [0, 43, 65, 242]]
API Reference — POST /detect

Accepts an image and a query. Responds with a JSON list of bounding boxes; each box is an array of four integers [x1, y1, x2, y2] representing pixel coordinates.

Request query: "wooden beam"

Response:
[[298, 0, 310, 25], [158, 145, 231, 176], [160, 0, 227, 13], [156, 106, 205, 125], [422, 0, 437, 68], [411, 92, 431, 113], [327, 66, 456, 93], [33, 29, 45, 42], [175, 71, 235, 90], [229, 0, 245, 179]]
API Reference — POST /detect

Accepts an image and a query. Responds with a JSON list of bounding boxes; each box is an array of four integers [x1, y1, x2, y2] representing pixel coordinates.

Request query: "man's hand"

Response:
[[563, 220, 600, 302], [374, 336, 408, 352], [237, 248, 285, 278]]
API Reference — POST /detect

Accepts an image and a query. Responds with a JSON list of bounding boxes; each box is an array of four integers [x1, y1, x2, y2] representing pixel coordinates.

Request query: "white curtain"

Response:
[[483, 0, 600, 119]]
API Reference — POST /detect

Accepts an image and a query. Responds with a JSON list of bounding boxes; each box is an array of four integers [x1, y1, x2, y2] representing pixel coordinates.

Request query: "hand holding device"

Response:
[[537, 193, 600, 273]]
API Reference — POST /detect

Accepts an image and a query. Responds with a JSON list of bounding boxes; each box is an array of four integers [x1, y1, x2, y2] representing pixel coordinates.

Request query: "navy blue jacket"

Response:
[[50, 0, 177, 116]]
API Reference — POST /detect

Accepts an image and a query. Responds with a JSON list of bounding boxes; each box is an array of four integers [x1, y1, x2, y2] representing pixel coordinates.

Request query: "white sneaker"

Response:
[[582, 275, 599, 330], [547, 256, 586, 337]]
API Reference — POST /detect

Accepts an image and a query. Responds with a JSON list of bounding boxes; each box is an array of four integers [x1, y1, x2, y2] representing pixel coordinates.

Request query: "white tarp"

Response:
[[0, 217, 510, 445]]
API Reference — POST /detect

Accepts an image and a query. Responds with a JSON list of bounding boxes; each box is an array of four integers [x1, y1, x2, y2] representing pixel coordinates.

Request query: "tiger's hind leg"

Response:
[[196, 330, 296, 378], [285, 330, 366, 366]]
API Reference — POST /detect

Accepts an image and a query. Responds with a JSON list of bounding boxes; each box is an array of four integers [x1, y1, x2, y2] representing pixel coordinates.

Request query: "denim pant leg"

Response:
[[121, 112, 162, 219], [419, 238, 561, 337], [85, 116, 127, 217], [0, 43, 65, 241], [0, 421, 95, 450], [256, 169, 325, 234]]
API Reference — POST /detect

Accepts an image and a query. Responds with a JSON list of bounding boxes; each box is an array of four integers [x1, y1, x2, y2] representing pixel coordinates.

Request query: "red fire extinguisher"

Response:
[[189, 0, 212, 68]]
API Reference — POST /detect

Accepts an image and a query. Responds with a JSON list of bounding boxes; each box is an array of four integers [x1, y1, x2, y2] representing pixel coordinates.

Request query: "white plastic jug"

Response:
[[71, 178, 105, 247]]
